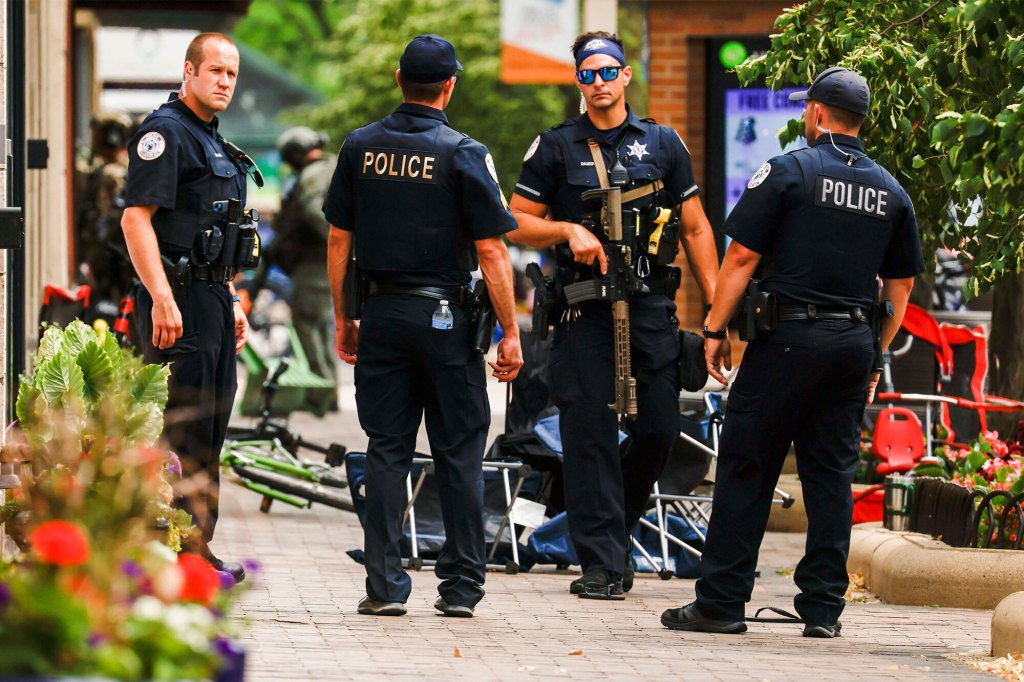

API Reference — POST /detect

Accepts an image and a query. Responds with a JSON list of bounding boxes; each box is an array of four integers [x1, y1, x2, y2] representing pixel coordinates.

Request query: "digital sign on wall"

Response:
[[723, 87, 803, 217]]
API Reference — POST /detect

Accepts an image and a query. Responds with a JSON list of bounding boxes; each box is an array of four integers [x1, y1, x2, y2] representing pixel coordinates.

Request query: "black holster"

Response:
[[471, 279, 497, 354], [162, 255, 191, 307], [342, 258, 367, 320], [526, 262, 560, 341], [676, 328, 709, 392], [873, 298, 895, 373], [738, 279, 777, 342]]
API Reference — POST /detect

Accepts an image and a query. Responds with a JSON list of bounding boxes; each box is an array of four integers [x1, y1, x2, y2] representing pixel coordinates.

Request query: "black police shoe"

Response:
[[206, 553, 245, 584], [803, 621, 842, 638], [570, 570, 625, 600], [434, 597, 474, 618], [660, 602, 747, 634], [357, 596, 407, 616], [623, 556, 635, 593]]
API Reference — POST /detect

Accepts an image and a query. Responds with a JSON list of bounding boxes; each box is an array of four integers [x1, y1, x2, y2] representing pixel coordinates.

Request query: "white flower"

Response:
[[132, 595, 165, 621]]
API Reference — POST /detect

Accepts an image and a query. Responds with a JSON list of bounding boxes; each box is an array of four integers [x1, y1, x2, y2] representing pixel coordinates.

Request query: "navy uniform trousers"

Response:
[[136, 281, 237, 550], [695, 319, 874, 626], [355, 294, 490, 607], [549, 296, 680, 578]]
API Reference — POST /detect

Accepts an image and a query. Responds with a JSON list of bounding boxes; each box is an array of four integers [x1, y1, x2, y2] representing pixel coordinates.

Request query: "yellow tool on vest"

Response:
[[647, 207, 672, 256]]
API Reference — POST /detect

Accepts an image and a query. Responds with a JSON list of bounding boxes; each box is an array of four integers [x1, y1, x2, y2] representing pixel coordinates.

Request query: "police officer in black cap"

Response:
[[661, 67, 923, 636], [508, 31, 722, 600], [122, 32, 259, 583], [324, 34, 524, 618]]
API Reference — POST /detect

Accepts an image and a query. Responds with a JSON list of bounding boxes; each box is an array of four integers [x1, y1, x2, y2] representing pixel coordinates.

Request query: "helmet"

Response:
[[276, 126, 328, 168], [90, 111, 133, 148]]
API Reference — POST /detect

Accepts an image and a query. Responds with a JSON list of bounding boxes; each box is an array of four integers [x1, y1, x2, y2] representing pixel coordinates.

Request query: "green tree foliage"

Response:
[[736, 0, 1024, 296], [232, 0, 356, 94], [305, 0, 568, 196]]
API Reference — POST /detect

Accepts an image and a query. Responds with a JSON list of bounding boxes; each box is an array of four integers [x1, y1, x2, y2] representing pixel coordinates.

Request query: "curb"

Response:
[[849, 526, 1024, 609], [992, 592, 1024, 657]]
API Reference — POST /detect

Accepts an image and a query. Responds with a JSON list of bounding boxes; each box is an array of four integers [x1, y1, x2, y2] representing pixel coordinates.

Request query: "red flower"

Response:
[[29, 520, 90, 566], [177, 554, 220, 605]]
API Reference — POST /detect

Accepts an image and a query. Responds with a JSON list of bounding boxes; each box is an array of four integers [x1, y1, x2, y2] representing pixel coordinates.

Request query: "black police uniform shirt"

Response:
[[513, 106, 694, 366], [323, 103, 517, 288], [513, 106, 699, 227], [725, 133, 925, 310], [123, 93, 247, 260]]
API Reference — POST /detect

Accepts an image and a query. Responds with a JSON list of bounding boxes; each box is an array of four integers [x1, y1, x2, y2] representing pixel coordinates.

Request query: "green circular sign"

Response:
[[719, 41, 748, 69]]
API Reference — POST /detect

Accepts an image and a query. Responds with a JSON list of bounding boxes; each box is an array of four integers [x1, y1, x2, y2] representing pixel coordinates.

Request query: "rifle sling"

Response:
[[587, 138, 664, 202]]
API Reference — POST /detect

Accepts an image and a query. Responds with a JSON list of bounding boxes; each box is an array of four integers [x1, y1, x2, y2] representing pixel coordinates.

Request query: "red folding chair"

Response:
[[873, 407, 925, 475]]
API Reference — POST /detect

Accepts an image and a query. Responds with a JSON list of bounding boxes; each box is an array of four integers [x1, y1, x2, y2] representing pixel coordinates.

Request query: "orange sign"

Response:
[[500, 0, 578, 85]]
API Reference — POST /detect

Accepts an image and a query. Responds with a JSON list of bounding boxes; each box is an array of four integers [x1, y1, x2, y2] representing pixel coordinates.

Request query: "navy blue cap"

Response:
[[789, 67, 871, 116], [399, 34, 464, 84]]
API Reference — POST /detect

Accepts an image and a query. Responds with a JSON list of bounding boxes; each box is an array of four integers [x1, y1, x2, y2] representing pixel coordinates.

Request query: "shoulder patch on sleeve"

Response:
[[137, 131, 166, 161], [747, 162, 771, 189], [485, 153, 500, 185], [523, 135, 541, 162]]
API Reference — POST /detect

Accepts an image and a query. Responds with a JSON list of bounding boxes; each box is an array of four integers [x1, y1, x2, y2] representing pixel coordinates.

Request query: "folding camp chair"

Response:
[[238, 321, 336, 418], [636, 392, 797, 580], [345, 453, 532, 574]]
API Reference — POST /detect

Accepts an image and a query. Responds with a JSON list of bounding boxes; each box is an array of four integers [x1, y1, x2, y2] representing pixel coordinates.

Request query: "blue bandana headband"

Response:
[[574, 38, 626, 69]]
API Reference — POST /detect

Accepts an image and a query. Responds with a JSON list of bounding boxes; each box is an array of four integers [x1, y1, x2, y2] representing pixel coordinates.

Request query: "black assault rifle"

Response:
[[563, 186, 646, 423]]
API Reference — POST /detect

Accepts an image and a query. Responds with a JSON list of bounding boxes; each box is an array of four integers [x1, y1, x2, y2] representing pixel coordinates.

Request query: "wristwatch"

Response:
[[702, 324, 727, 340], [231, 294, 241, 304]]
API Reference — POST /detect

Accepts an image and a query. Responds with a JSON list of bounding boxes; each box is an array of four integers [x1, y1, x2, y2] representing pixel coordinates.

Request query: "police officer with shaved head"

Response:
[[324, 34, 523, 618], [661, 67, 923, 637]]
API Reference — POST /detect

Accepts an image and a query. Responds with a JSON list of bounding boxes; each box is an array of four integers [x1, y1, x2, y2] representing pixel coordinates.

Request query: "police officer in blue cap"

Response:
[[122, 33, 260, 583], [661, 67, 924, 636], [509, 31, 723, 600], [324, 34, 523, 618]]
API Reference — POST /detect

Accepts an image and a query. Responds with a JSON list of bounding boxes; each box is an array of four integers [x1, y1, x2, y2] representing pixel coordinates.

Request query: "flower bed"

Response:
[[912, 430, 1024, 549], [0, 321, 249, 680]]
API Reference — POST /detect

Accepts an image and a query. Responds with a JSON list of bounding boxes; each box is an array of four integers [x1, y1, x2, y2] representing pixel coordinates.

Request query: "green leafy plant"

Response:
[[0, 321, 251, 680], [16, 320, 169, 449]]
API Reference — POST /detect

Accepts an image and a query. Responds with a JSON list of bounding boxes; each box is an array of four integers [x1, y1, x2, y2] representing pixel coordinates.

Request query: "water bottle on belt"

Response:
[[431, 300, 454, 330]]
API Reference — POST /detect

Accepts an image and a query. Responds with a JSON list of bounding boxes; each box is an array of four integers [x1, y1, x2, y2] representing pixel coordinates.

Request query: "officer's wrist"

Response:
[[702, 324, 728, 340]]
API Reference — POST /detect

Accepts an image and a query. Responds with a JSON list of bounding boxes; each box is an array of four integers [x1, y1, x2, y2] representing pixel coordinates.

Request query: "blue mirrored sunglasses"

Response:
[[576, 66, 622, 85]]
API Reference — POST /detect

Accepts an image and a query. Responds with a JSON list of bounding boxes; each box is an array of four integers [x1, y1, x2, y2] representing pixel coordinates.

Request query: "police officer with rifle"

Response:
[[122, 33, 262, 583], [661, 67, 923, 637], [509, 31, 722, 600]]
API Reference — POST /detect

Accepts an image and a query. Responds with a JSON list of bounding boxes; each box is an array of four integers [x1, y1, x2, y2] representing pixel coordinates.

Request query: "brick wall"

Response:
[[648, 0, 790, 333]]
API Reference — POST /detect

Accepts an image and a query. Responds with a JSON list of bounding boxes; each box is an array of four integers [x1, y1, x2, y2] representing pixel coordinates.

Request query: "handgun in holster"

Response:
[[526, 262, 560, 340], [737, 279, 777, 342], [470, 279, 497, 354], [872, 296, 895, 373], [161, 255, 191, 307]]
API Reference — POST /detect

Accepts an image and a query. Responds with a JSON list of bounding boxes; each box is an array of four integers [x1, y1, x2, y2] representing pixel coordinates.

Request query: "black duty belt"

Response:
[[367, 282, 472, 307], [190, 263, 237, 284], [778, 304, 869, 323]]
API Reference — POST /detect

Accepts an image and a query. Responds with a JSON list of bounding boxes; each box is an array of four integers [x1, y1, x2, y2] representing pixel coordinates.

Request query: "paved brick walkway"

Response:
[[217, 368, 998, 681]]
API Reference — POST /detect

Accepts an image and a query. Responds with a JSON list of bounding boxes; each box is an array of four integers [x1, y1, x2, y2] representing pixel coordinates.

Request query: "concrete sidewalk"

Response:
[[218, 367, 998, 681]]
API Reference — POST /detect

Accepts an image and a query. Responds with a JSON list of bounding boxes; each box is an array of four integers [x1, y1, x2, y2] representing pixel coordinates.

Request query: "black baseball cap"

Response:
[[399, 34, 464, 84], [789, 67, 871, 116]]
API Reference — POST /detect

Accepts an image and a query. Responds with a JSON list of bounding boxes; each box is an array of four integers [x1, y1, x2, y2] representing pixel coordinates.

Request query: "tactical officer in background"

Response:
[[122, 33, 260, 583], [508, 31, 722, 600], [273, 126, 339, 412], [77, 112, 133, 299], [662, 68, 923, 636], [324, 35, 524, 618]]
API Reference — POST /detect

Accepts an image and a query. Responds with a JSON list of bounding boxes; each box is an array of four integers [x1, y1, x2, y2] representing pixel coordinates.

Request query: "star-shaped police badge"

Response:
[[626, 140, 649, 161]]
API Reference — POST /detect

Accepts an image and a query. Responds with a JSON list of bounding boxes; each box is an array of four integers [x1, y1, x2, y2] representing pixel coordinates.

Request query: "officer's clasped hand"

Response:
[[487, 335, 524, 383]]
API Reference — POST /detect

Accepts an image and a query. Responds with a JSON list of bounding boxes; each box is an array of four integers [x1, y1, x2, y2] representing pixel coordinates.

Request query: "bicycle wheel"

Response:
[[232, 464, 355, 512]]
